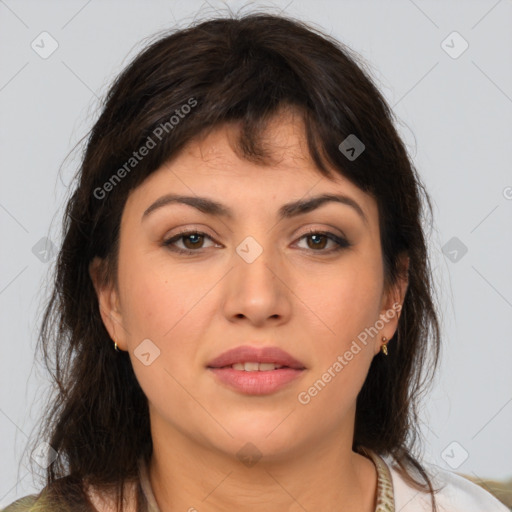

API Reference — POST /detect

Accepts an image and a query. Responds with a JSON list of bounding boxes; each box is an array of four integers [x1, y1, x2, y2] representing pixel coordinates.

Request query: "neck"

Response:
[[147, 417, 377, 511]]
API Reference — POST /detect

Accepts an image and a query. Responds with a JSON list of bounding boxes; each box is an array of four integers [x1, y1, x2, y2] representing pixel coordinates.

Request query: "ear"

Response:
[[375, 253, 409, 354], [89, 256, 127, 351]]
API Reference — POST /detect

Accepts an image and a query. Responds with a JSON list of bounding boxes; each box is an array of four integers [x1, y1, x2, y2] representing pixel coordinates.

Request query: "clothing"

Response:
[[382, 454, 510, 512], [2, 450, 509, 511]]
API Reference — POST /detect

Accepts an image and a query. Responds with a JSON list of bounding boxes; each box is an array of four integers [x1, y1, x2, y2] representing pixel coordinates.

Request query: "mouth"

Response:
[[221, 362, 291, 371], [206, 345, 306, 395], [207, 345, 306, 370]]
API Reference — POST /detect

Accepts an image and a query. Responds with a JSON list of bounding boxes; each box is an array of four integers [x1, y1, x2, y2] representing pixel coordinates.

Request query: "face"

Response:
[[90, 109, 407, 463]]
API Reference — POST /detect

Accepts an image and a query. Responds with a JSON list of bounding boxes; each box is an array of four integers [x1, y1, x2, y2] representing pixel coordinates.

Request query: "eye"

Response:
[[295, 230, 351, 253], [163, 230, 218, 254], [163, 229, 351, 255]]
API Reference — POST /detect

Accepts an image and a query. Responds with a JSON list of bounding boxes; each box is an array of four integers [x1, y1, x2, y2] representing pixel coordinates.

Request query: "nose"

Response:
[[221, 243, 293, 327]]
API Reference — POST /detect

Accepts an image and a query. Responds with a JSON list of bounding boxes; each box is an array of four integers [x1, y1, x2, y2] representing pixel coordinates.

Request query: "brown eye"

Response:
[[181, 233, 205, 250], [305, 233, 329, 250], [163, 231, 217, 254], [163, 229, 351, 256], [296, 231, 351, 253]]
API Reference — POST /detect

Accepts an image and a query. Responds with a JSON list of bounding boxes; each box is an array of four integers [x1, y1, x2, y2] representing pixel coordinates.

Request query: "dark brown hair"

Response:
[[25, 11, 441, 512]]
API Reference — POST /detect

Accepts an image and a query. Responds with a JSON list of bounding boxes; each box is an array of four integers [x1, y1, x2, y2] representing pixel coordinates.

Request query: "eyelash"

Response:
[[162, 229, 351, 255]]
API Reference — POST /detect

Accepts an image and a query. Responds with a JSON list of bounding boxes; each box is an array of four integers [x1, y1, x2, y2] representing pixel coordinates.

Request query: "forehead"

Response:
[[187, 108, 316, 172], [123, 110, 378, 228]]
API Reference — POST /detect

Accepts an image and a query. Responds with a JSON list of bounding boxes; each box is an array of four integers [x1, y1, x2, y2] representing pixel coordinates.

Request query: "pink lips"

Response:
[[207, 345, 306, 395]]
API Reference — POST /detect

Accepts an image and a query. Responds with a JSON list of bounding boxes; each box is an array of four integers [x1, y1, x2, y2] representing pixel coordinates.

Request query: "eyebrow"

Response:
[[141, 192, 368, 225]]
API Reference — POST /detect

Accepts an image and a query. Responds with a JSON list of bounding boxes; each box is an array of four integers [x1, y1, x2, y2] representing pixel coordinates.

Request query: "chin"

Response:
[[209, 414, 304, 460]]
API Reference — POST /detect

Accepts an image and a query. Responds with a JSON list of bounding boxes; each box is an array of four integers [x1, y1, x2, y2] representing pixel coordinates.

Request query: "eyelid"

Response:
[[296, 225, 347, 240], [163, 224, 219, 243]]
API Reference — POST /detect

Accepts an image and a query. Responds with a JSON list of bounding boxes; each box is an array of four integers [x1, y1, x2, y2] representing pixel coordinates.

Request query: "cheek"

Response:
[[118, 243, 192, 338], [295, 273, 380, 416], [299, 259, 383, 342], [121, 277, 176, 337], [118, 255, 215, 371], [119, 267, 203, 409]]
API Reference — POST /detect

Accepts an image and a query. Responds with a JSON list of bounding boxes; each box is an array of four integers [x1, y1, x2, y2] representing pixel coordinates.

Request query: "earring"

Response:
[[113, 339, 120, 352], [380, 336, 388, 356]]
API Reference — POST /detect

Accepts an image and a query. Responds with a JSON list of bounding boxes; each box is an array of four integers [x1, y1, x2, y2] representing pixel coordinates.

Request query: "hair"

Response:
[[25, 10, 442, 512]]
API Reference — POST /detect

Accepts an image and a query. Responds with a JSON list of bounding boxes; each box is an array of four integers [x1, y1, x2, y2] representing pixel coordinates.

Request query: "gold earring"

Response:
[[113, 339, 119, 352], [380, 336, 388, 356]]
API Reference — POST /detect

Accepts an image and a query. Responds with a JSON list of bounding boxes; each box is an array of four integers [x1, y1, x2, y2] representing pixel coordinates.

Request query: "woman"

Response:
[[2, 12, 508, 512]]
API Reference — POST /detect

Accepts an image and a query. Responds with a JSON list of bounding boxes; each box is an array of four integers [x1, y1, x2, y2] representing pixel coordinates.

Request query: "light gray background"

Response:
[[1, 0, 511, 506]]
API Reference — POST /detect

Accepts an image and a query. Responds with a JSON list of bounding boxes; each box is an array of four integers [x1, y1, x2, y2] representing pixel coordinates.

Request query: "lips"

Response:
[[207, 345, 306, 370], [206, 345, 306, 395]]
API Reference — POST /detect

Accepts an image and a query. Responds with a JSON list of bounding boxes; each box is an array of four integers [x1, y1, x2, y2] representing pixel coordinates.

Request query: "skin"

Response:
[[90, 107, 408, 512]]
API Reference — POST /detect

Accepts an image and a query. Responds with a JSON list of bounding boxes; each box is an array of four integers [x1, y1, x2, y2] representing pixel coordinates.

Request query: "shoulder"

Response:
[[1, 494, 41, 511], [2, 477, 141, 512], [382, 455, 510, 512], [2, 484, 96, 512]]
